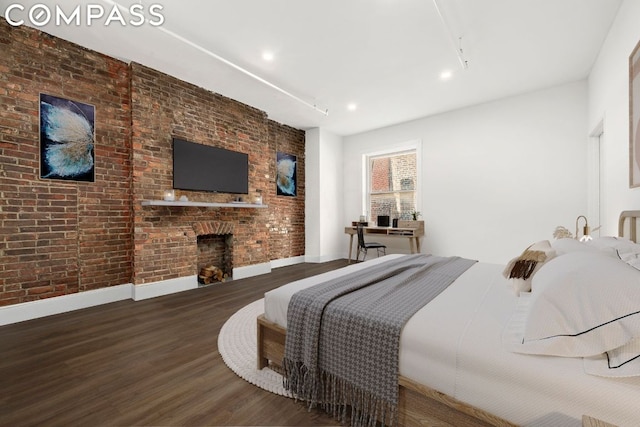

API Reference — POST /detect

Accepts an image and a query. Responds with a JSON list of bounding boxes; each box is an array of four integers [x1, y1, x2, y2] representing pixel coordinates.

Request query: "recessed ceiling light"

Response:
[[262, 51, 274, 61], [347, 103, 357, 111], [440, 70, 453, 80]]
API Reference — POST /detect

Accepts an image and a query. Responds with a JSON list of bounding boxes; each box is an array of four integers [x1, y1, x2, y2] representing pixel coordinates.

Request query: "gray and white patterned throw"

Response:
[[283, 254, 477, 427]]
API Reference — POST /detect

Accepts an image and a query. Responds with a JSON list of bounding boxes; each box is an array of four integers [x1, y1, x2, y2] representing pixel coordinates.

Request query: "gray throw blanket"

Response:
[[283, 254, 477, 427]]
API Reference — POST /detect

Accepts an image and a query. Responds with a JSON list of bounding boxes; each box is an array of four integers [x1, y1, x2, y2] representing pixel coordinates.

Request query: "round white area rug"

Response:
[[218, 299, 290, 397]]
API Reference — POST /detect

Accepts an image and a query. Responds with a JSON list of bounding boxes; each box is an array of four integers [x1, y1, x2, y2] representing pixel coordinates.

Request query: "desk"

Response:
[[345, 220, 424, 263]]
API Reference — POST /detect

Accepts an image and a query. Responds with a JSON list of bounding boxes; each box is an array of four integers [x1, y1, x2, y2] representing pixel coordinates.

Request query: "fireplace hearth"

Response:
[[193, 221, 234, 285]]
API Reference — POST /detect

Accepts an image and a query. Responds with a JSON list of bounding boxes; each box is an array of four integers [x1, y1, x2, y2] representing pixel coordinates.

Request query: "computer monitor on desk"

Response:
[[377, 215, 390, 227]]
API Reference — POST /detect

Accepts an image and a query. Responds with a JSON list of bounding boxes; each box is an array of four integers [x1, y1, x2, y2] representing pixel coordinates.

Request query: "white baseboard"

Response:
[[305, 253, 344, 263], [270, 256, 305, 269], [0, 284, 133, 326], [232, 262, 271, 279], [132, 275, 198, 301], [0, 257, 312, 326]]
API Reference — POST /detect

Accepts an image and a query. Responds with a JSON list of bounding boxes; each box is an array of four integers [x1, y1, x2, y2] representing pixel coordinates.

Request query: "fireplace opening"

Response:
[[196, 234, 233, 286]]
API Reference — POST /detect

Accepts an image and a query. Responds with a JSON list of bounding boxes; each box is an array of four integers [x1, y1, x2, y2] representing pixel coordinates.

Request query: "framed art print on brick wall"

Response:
[[39, 93, 95, 182], [276, 151, 297, 197], [629, 38, 640, 188]]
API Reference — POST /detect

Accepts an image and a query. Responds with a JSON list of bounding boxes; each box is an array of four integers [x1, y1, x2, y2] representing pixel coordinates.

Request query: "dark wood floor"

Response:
[[0, 259, 351, 427]]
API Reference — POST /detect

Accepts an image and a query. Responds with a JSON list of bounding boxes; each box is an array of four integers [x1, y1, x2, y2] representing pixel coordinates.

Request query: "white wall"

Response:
[[588, 0, 640, 235], [305, 128, 344, 262], [296, 2, 640, 267], [305, 128, 322, 260], [343, 82, 588, 264]]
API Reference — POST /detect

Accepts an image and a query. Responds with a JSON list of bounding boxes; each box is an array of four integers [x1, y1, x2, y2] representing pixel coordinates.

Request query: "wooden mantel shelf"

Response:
[[141, 200, 268, 208]]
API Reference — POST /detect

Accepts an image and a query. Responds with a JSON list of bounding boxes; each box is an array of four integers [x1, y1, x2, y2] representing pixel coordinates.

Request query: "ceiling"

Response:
[[2, 0, 622, 136]]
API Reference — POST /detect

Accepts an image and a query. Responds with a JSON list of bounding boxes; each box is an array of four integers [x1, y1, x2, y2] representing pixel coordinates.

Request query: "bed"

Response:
[[256, 211, 640, 427]]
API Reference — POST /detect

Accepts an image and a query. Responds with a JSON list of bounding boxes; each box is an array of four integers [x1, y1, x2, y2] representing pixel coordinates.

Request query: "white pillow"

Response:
[[617, 248, 640, 270], [584, 338, 640, 377], [587, 236, 637, 250], [503, 251, 640, 357], [551, 238, 606, 255], [502, 240, 556, 296], [589, 237, 640, 270]]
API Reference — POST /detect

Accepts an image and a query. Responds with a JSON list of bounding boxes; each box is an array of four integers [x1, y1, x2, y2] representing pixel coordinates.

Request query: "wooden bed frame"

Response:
[[256, 211, 640, 426], [257, 314, 515, 427], [618, 210, 640, 242]]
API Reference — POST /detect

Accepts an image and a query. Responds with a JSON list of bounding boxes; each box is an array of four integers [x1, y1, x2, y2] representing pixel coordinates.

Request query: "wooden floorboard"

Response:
[[0, 260, 350, 427]]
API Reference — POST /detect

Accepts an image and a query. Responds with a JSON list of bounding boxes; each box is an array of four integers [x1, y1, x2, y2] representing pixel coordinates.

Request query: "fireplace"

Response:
[[193, 221, 234, 285]]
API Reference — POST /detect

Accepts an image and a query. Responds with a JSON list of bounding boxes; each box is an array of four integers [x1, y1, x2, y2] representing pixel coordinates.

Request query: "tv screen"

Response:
[[172, 138, 249, 194]]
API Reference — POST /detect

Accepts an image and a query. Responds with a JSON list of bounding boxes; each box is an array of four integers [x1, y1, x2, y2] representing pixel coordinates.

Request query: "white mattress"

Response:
[[264, 255, 640, 426]]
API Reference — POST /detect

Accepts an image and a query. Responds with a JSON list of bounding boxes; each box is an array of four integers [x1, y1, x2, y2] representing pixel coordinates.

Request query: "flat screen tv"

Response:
[[172, 138, 249, 194]]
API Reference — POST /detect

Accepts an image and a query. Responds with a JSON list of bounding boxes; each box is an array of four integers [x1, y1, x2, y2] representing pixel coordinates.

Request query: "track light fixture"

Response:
[[432, 0, 469, 70], [104, 0, 329, 116]]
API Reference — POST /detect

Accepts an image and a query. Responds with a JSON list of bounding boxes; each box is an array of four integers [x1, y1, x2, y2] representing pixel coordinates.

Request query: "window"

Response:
[[366, 148, 418, 222]]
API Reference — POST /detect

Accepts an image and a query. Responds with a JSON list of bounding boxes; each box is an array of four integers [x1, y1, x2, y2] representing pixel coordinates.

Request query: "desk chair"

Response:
[[356, 224, 386, 261]]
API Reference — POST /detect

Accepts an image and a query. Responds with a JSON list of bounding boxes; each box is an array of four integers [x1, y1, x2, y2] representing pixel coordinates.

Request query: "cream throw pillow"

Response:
[[503, 240, 556, 296]]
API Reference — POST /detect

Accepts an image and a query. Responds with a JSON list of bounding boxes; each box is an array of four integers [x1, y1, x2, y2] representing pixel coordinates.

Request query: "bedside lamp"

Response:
[[575, 215, 592, 242]]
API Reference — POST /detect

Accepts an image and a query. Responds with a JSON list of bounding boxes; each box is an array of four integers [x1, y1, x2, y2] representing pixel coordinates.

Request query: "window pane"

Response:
[[370, 192, 416, 221], [370, 153, 416, 193]]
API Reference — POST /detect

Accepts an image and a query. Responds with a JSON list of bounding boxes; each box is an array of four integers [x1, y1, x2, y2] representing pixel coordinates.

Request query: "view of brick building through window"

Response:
[[369, 151, 417, 223]]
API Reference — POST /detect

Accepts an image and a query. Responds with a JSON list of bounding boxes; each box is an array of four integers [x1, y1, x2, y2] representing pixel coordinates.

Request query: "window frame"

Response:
[[362, 140, 422, 223]]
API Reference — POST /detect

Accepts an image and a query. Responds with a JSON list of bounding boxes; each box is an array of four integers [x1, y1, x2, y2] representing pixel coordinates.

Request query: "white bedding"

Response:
[[264, 254, 640, 427]]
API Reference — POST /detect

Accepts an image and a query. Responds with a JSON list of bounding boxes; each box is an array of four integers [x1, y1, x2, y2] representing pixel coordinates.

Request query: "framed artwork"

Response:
[[40, 93, 95, 182], [276, 152, 297, 196], [630, 39, 640, 188]]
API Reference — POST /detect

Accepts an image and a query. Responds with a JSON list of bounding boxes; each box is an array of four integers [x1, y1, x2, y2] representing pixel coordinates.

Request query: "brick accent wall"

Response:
[[0, 20, 306, 306], [268, 121, 306, 260], [0, 21, 132, 306], [130, 63, 305, 285]]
